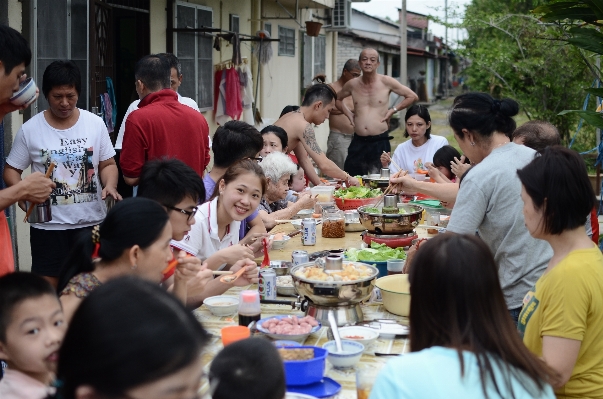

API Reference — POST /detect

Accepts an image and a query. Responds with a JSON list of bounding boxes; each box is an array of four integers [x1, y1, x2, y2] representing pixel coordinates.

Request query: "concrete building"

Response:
[[1, 0, 357, 269]]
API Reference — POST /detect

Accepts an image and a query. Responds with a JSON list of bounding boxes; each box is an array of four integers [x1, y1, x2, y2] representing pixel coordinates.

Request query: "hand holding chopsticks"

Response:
[[23, 162, 55, 223]]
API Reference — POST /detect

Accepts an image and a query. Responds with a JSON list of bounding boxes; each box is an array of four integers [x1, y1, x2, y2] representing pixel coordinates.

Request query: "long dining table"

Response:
[[193, 222, 414, 399]]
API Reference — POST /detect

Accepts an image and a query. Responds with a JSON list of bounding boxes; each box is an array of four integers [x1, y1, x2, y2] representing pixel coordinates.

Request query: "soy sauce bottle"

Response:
[[238, 290, 261, 327]]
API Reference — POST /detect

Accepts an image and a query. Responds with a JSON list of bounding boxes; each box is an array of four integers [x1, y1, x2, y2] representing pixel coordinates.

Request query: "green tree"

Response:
[[459, 0, 590, 143]]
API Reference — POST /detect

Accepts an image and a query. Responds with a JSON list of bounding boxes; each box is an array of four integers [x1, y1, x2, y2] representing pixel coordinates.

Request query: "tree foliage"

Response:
[[533, 1, 603, 134], [459, 0, 591, 143]]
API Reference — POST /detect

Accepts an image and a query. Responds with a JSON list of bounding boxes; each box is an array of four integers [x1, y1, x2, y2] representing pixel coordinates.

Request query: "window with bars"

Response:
[[278, 26, 296, 57], [302, 34, 326, 88], [175, 2, 213, 110], [33, 0, 89, 113], [332, 0, 350, 29]]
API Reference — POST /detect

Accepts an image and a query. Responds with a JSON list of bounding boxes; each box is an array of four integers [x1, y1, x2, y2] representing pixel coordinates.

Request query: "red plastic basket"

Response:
[[335, 197, 379, 211]]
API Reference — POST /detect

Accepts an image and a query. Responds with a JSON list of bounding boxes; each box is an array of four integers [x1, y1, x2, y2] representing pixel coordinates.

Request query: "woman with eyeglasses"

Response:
[[173, 158, 267, 273], [52, 277, 210, 399], [57, 197, 207, 322]]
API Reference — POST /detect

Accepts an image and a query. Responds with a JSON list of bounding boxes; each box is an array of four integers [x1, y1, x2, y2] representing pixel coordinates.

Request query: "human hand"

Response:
[[380, 152, 391, 168], [101, 186, 122, 201], [380, 109, 396, 123], [20, 172, 55, 204], [185, 261, 214, 296], [230, 259, 259, 286], [346, 112, 355, 127], [240, 232, 270, 247], [250, 237, 272, 258], [296, 192, 318, 209], [347, 176, 360, 187], [402, 238, 428, 273], [173, 253, 203, 284], [451, 156, 471, 179], [426, 164, 450, 184], [221, 244, 255, 265], [389, 174, 418, 194]]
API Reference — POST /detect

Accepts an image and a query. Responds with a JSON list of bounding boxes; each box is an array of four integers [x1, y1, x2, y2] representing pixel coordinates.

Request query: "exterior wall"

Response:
[[150, 0, 167, 53]]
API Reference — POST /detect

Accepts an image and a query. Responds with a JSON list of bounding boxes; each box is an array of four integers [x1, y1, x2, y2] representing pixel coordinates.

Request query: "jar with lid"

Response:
[[322, 208, 345, 238]]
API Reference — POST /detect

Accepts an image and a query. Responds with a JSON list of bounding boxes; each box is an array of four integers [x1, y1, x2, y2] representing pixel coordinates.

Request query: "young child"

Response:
[[0, 272, 67, 398], [210, 337, 286, 399], [429, 145, 470, 183], [286, 165, 307, 203]]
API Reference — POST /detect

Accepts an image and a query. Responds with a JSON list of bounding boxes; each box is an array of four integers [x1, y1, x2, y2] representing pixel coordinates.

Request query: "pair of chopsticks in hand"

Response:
[[23, 163, 56, 222]]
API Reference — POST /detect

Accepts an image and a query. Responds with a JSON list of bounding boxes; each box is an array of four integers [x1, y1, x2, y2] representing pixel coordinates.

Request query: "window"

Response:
[[33, 0, 89, 113], [278, 26, 295, 57], [301, 34, 326, 88], [230, 14, 239, 33], [264, 22, 272, 37], [174, 2, 213, 110]]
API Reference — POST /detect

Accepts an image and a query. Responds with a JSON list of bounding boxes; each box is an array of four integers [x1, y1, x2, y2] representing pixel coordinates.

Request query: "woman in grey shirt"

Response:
[[392, 92, 552, 324]]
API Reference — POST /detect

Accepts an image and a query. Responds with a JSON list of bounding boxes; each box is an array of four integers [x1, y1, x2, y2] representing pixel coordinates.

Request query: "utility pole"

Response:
[[444, 0, 449, 97], [400, 0, 407, 85]]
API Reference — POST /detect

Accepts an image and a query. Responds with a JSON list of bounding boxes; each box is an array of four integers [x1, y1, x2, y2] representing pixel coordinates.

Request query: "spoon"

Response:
[[219, 267, 247, 284], [328, 310, 343, 354]]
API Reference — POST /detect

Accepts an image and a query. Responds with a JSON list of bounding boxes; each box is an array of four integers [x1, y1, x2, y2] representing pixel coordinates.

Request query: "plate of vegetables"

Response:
[[334, 187, 382, 211], [345, 242, 407, 277]]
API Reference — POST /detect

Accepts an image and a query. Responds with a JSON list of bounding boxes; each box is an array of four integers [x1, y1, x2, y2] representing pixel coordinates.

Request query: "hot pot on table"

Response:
[[357, 204, 423, 234]]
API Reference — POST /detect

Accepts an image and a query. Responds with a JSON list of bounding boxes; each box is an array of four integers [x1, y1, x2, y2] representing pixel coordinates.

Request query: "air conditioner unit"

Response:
[[427, 32, 434, 42], [331, 0, 351, 29]]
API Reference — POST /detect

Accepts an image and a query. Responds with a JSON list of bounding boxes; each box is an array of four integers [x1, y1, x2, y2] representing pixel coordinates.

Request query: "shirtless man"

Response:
[[326, 60, 361, 169], [336, 48, 418, 176], [275, 83, 360, 186]]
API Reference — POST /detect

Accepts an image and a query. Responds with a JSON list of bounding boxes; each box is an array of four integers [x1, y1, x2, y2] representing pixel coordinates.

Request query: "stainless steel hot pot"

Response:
[[357, 204, 423, 234]]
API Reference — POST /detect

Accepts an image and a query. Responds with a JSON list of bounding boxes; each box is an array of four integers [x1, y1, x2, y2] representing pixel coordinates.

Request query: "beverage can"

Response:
[[258, 268, 277, 300], [292, 250, 309, 265], [301, 218, 317, 246]]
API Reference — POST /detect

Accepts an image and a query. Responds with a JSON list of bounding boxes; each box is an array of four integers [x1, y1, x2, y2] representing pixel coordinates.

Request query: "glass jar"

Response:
[[322, 208, 346, 238]]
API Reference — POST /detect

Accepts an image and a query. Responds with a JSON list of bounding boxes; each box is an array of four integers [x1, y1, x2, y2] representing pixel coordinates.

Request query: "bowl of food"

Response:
[[322, 340, 365, 368], [274, 340, 302, 347], [257, 315, 321, 341], [279, 346, 327, 386], [276, 275, 297, 296], [310, 186, 335, 202], [272, 233, 291, 250], [294, 209, 313, 220], [203, 295, 239, 316], [334, 187, 382, 211], [374, 274, 411, 316], [270, 260, 293, 276], [338, 326, 379, 347]]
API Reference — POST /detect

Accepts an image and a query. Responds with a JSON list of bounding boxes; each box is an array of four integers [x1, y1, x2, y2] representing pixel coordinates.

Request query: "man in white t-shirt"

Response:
[[114, 53, 210, 150]]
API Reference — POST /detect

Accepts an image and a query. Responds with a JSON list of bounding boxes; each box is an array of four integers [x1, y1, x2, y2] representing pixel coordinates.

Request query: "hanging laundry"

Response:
[[225, 67, 242, 121], [231, 33, 242, 66], [105, 77, 117, 127], [213, 68, 223, 117], [213, 36, 221, 51], [240, 64, 254, 125], [103, 93, 114, 133], [215, 69, 228, 125]]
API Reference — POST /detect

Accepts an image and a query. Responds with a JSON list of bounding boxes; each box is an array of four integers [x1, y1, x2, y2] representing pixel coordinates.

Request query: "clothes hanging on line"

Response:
[[214, 67, 242, 125]]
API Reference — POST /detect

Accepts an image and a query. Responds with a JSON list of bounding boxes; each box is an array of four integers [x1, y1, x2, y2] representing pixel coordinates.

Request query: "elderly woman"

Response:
[[4, 60, 120, 287], [258, 152, 316, 230]]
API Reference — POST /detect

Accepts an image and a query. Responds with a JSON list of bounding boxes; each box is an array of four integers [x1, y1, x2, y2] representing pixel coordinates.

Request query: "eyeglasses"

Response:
[[166, 205, 198, 222]]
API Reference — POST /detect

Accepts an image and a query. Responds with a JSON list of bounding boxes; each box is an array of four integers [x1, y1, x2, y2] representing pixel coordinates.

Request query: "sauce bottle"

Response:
[[238, 290, 261, 327]]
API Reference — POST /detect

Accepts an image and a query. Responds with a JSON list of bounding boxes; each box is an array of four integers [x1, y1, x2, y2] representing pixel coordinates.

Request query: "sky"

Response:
[[351, 0, 472, 46]]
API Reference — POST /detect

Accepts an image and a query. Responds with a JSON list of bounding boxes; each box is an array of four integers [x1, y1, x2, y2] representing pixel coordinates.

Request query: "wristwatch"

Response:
[[390, 105, 398, 112]]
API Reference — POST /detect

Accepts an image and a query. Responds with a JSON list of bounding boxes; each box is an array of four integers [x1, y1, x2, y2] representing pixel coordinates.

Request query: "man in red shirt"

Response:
[[121, 54, 210, 185]]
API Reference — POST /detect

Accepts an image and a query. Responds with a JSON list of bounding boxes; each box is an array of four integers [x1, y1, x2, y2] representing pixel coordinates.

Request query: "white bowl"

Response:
[[271, 235, 291, 250], [203, 295, 239, 316], [9, 77, 37, 106], [338, 326, 379, 347], [294, 209, 313, 219], [257, 315, 322, 341], [322, 340, 364, 368]]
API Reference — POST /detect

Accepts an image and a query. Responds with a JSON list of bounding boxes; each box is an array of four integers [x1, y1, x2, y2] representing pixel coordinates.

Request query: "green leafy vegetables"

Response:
[[334, 186, 381, 199], [345, 242, 407, 262]]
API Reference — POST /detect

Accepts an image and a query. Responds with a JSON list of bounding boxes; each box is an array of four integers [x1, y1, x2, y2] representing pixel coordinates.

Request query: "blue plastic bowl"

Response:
[[358, 260, 387, 277], [283, 346, 327, 386]]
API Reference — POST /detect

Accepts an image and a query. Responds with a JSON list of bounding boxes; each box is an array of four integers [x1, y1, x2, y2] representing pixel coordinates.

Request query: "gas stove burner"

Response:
[[362, 231, 418, 248]]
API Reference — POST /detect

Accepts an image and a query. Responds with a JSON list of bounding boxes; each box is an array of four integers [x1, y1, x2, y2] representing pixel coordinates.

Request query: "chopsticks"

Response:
[[383, 151, 403, 172], [374, 170, 408, 209], [23, 163, 55, 223]]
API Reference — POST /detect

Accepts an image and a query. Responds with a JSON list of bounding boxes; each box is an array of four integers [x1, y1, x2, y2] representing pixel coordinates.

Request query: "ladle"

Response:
[[328, 310, 343, 353], [219, 267, 247, 284]]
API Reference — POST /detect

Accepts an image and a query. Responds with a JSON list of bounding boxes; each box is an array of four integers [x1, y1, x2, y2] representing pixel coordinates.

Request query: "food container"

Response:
[[274, 340, 302, 347], [338, 326, 379, 347], [322, 208, 345, 238], [272, 235, 291, 250], [310, 186, 335, 202], [322, 340, 364, 368], [282, 346, 327, 386], [276, 275, 297, 296], [374, 274, 411, 316], [270, 260, 293, 276], [294, 209, 313, 219], [9, 77, 37, 106], [25, 200, 52, 223], [334, 196, 379, 211], [256, 315, 322, 341], [221, 325, 250, 346], [314, 201, 335, 214], [357, 204, 423, 234], [290, 262, 378, 307], [203, 295, 239, 316]]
